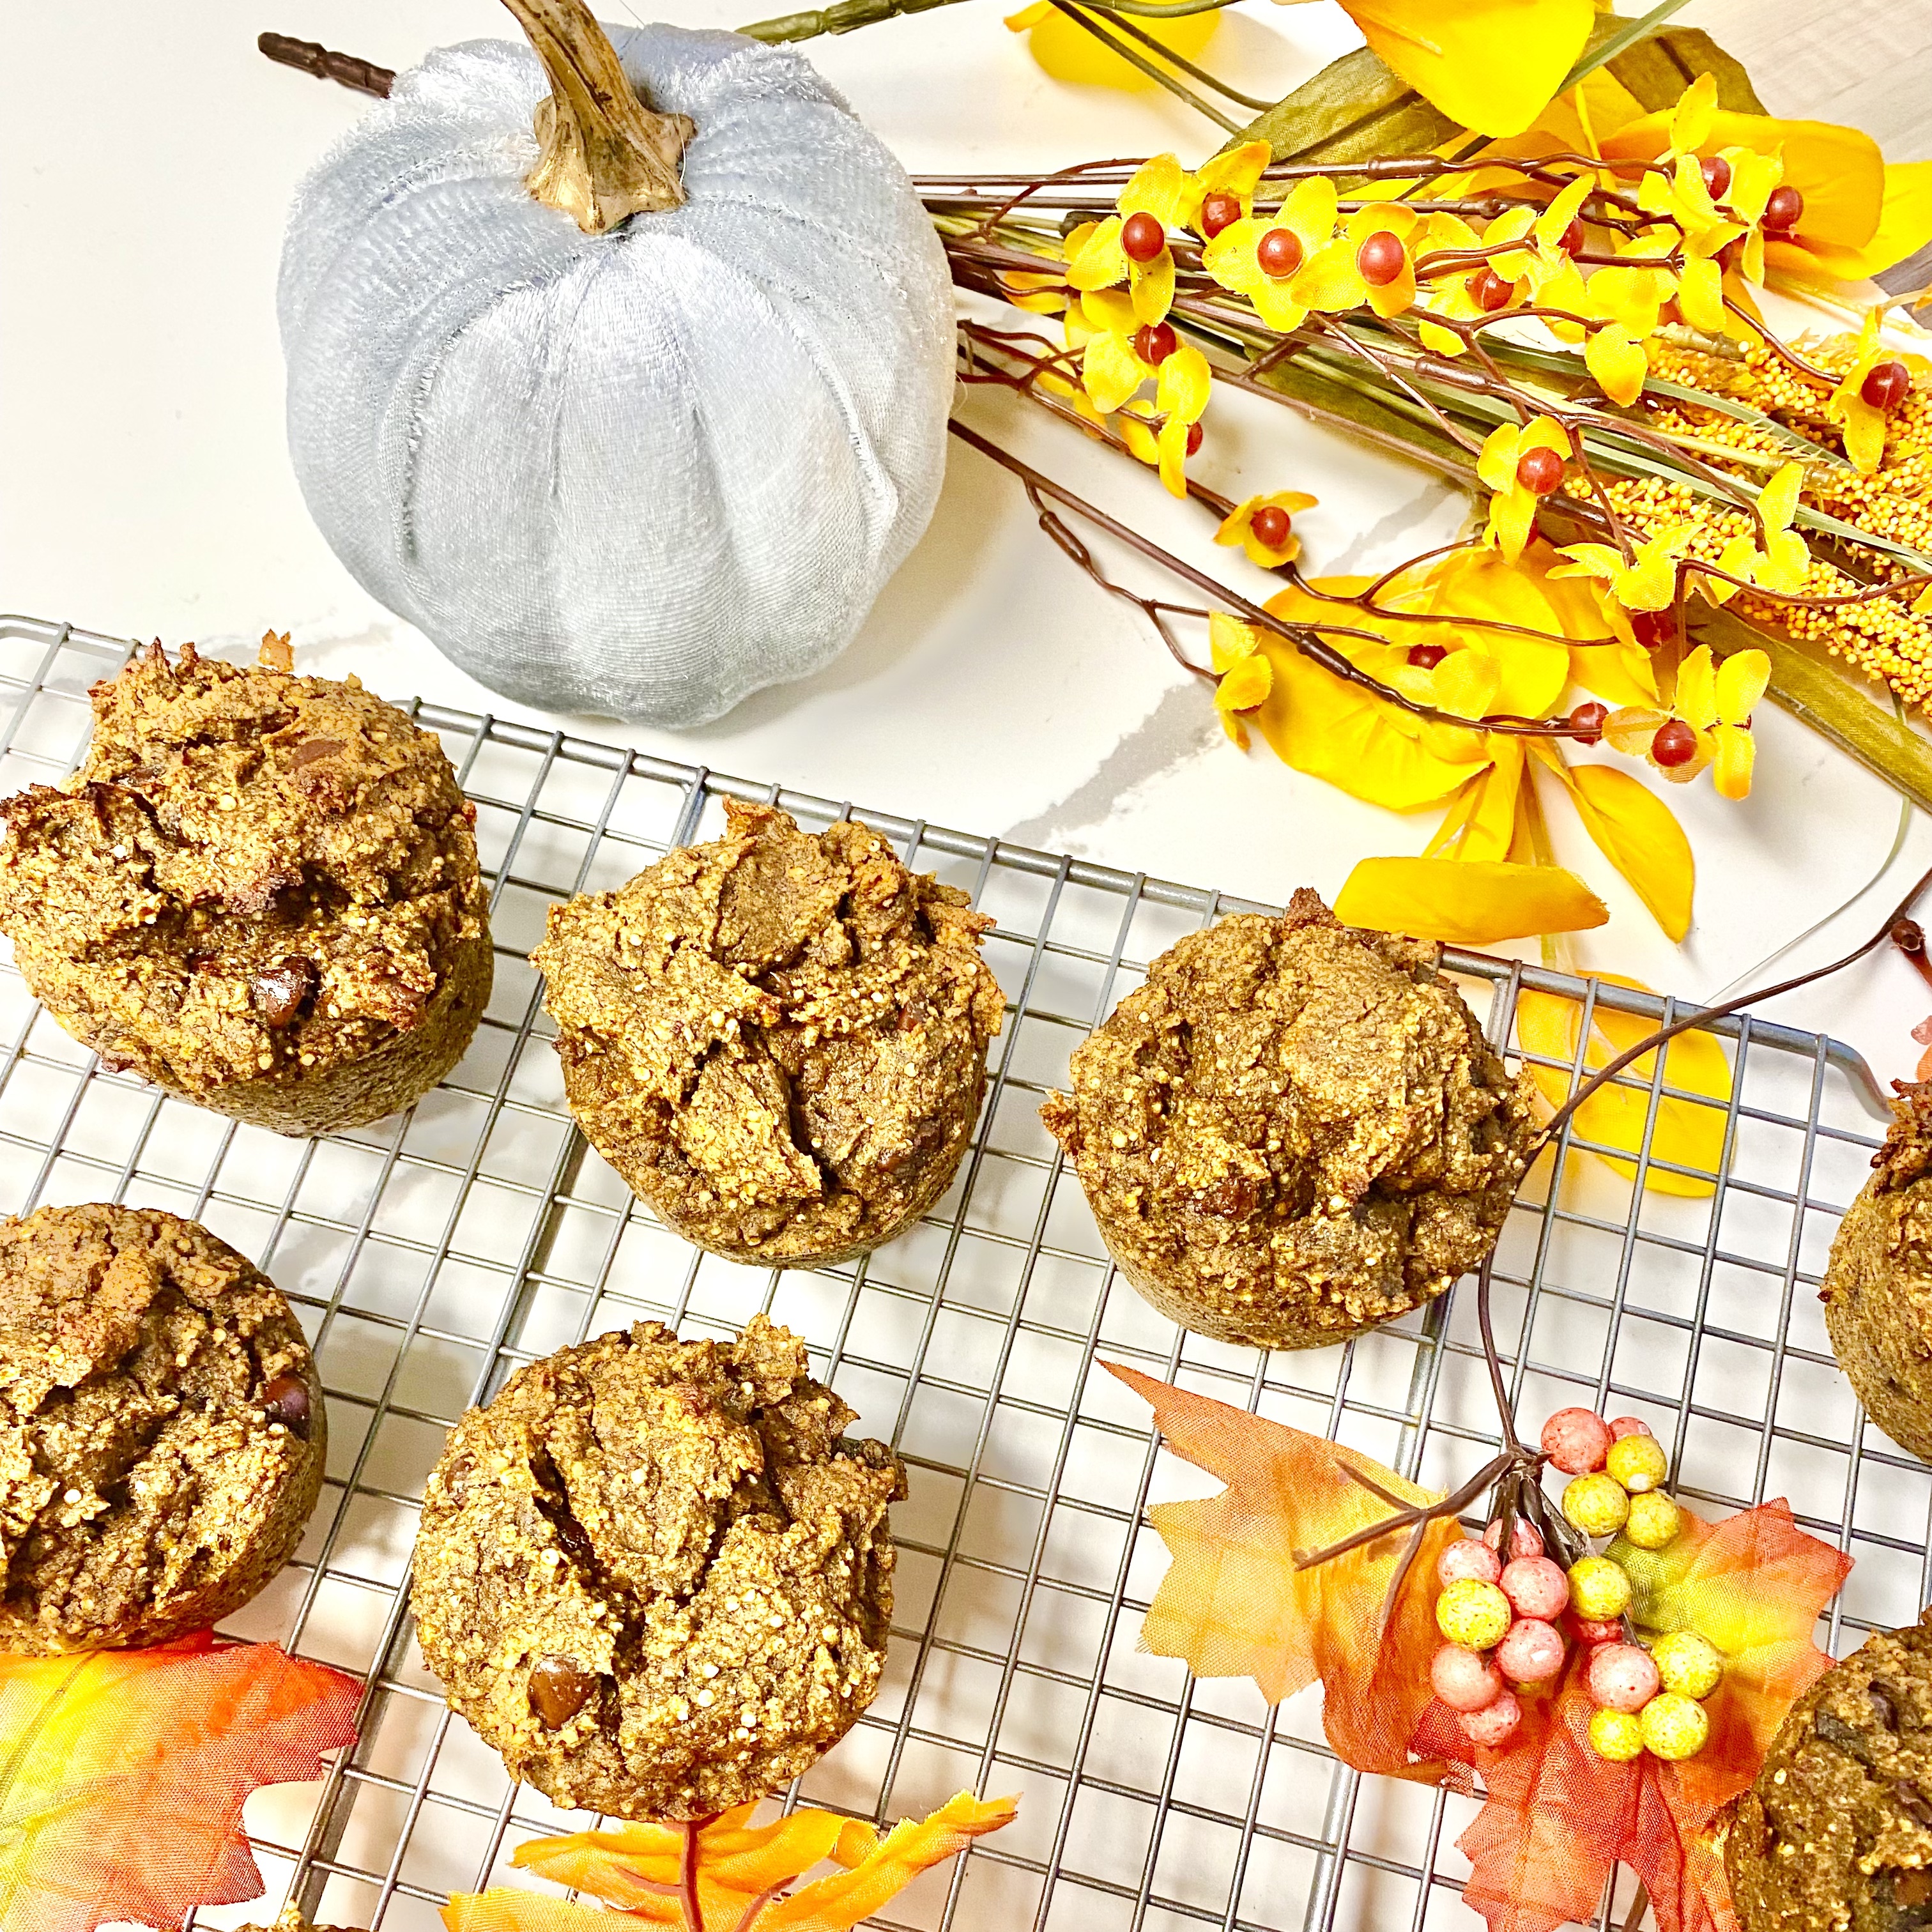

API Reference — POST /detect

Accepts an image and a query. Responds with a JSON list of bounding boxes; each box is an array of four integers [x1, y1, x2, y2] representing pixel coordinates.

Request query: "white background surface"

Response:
[[4, 0, 1931, 1068]]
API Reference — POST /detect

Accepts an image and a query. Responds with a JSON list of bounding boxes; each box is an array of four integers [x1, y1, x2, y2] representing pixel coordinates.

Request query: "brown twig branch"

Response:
[[257, 31, 394, 96]]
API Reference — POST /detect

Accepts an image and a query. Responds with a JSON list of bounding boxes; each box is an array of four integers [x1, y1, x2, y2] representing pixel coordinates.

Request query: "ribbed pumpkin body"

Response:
[[278, 26, 954, 726]]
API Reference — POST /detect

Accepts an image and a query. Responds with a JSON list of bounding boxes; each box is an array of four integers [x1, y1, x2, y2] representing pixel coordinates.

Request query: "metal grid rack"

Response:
[[0, 612, 1915, 1932]]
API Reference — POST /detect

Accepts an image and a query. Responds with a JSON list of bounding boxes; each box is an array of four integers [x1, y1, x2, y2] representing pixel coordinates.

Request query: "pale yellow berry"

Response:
[[1563, 1471, 1632, 1537], [1640, 1690, 1710, 1761], [1606, 1434, 1669, 1494], [1623, 1491, 1682, 1550], [1436, 1577, 1512, 1650], [1568, 1555, 1634, 1621], [1652, 1629, 1723, 1699], [1588, 1707, 1645, 1763]]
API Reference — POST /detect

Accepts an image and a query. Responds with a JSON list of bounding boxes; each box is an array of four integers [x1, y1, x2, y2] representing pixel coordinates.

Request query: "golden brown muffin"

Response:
[[1725, 1607, 1932, 1931], [0, 636, 492, 1135], [411, 1317, 904, 1818], [1823, 1082, 1932, 1462], [0, 1203, 326, 1652], [531, 801, 1004, 1266], [1041, 891, 1537, 1349]]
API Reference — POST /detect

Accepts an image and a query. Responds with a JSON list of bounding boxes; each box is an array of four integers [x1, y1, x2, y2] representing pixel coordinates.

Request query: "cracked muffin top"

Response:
[[411, 1316, 905, 1818], [1726, 1608, 1932, 1931], [0, 637, 487, 1116], [1041, 890, 1538, 1349], [532, 800, 1004, 1265], [0, 1202, 325, 1652]]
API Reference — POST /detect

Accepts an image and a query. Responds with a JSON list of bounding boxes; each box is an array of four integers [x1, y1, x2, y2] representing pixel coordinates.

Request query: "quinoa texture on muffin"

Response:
[[1821, 1080, 1932, 1462], [411, 1316, 905, 1818], [1041, 891, 1538, 1349], [0, 636, 491, 1135], [1725, 1607, 1932, 1931], [0, 1202, 325, 1652], [532, 801, 1004, 1266]]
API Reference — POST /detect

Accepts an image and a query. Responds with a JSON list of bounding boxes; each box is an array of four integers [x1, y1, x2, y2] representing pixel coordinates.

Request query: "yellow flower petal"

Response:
[[1432, 648, 1501, 720], [1334, 856, 1608, 944], [1533, 175, 1593, 256], [1476, 423, 1521, 494], [1068, 217, 1128, 293], [1347, 0, 1594, 139], [1538, 753, 1695, 941], [1514, 974, 1728, 1197], [1131, 250, 1176, 325], [1292, 235, 1368, 312], [1585, 323, 1648, 407], [1123, 153, 1194, 231], [1195, 141, 1270, 208], [1668, 73, 1719, 157], [1216, 656, 1273, 712], [1156, 345, 1211, 423], [1209, 610, 1260, 670], [1010, 4, 1217, 89], [1283, 174, 1340, 250], [1676, 256, 1726, 334], [1486, 486, 1537, 565], [1760, 461, 1803, 536], [1082, 331, 1146, 414], [1676, 644, 1719, 730], [1712, 721, 1756, 800], [1715, 647, 1770, 723]]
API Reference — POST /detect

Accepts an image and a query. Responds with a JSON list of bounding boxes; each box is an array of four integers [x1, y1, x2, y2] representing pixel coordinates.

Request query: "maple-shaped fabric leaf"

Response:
[[0, 1630, 361, 1932], [1418, 1500, 1850, 1932], [1108, 1363, 1456, 1777], [441, 1791, 1017, 1931]]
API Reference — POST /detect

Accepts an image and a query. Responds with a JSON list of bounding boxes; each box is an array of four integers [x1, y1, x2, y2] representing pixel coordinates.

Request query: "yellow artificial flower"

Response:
[[1411, 208, 1532, 355], [1209, 612, 1273, 746], [1119, 344, 1211, 495], [1551, 525, 1692, 612], [1676, 643, 1769, 799], [1066, 155, 1196, 326], [1827, 308, 1929, 475], [1190, 142, 1273, 234], [1004, 0, 1218, 91], [1202, 176, 1343, 332], [1215, 489, 1319, 569], [1712, 461, 1810, 601], [1068, 287, 1155, 413], [1295, 204, 1422, 321], [1476, 416, 1569, 563]]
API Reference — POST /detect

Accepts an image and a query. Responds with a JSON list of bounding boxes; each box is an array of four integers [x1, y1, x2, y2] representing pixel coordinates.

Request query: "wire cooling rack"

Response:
[[0, 612, 1915, 1932]]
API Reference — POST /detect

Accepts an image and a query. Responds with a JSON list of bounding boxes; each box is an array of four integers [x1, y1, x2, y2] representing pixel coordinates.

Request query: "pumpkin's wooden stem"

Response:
[[499, 0, 693, 232]]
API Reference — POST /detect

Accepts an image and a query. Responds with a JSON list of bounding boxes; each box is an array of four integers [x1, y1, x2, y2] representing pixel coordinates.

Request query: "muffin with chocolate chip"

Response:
[[1041, 891, 1537, 1349], [532, 801, 1004, 1266], [1822, 1081, 1932, 1463], [0, 636, 492, 1135], [0, 1202, 326, 1652], [411, 1316, 903, 1818], [1726, 1606, 1932, 1929]]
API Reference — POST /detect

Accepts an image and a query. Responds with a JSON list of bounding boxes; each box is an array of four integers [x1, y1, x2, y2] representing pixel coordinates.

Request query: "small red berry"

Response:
[[1762, 185, 1804, 233], [1699, 153, 1732, 201], [1121, 211, 1165, 263], [1542, 1407, 1611, 1476], [1406, 643, 1448, 670], [1568, 702, 1609, 742], [1184, 420, 1204, 457], [1630, 608, 1675, 650], [1256, 226, 1304, 279], [1357, 230, 1407, 286], [1250, 504, 1293, 551], [1558, 218, 1586, 257], [1133, 322, 1176, 367], [1466, 266, 1515, 313], [1652, 719, 1699, 767], [1862, 360, 1913, 413], [1515, 446, 1565, 496], [1200, 191, 1243, 239], [1485, 1519, 1544, 1561], [1609, 1416, 1652, 1440]]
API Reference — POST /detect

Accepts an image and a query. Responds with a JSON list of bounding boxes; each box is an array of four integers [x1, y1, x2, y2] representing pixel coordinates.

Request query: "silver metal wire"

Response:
[[0, 613, 1909, 1932]]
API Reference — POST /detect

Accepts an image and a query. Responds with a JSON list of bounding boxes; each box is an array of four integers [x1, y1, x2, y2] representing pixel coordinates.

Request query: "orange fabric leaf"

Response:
[[0, 1632, 360, 1932], [1107, 1362, 1455, 1779], [1419, 1501, 1846, 1932], [1514, 974, 1731, 1197], [447, 1795, 1015, 1932], [1532, 749, 1694, 942]]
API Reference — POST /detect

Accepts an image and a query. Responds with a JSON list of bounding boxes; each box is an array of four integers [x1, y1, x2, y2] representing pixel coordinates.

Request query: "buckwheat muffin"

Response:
[[411, 1316, 905, 1818], [1726, 1607, 1932, 1931], [1041, 891, 1537, 1349], [0, 636, 492, 1135], [1822, 1081, 1932, 1462], [532, 801, 1004, 1266], [0, 1202, 326, 1652]]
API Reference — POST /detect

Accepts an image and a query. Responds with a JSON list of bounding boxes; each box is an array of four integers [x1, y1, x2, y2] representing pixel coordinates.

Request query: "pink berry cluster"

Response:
[[1429, 1406, 1719, 1758]]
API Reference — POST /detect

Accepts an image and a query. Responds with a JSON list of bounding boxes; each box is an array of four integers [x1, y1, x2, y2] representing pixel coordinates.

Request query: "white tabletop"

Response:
[[5, 0, 1931, 1075]]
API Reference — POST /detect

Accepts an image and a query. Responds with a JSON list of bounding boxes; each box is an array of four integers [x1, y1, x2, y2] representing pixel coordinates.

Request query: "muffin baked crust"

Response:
[[0, 1202, 326, 1652], [1041, 891, 1537, 1349], [532, 801, 1004, 1265], [411, 1317, 905, 1818], [0, 638, 492, 1135], [1725, 1609, 1932, 1931]]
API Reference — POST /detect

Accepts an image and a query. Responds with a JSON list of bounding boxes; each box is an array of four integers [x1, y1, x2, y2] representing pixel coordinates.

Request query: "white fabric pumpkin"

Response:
[[277, 22, 954, 726]]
